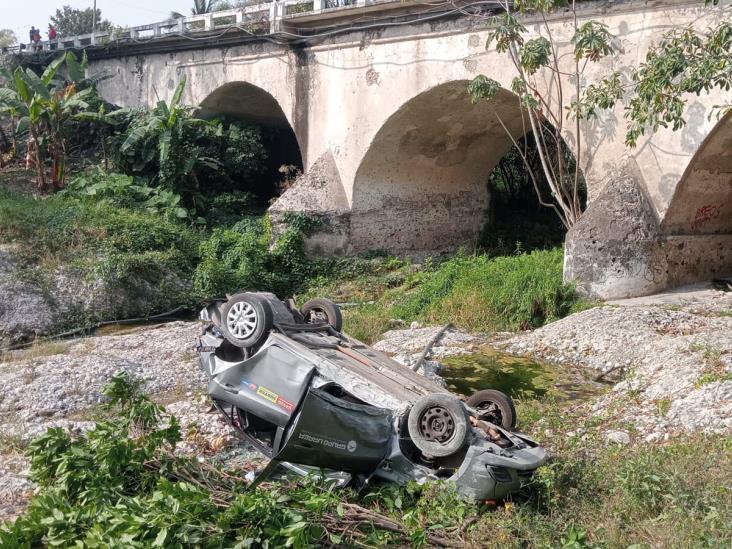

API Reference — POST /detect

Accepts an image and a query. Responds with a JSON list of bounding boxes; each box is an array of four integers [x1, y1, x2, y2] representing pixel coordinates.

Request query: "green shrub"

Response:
[[0, 374, 452, 548], [193, 214, 315, 299], [62, 168, 190, 220], [3, 375, 730, 548], [105, 81, 267, 212], [0, 187, 203, 322], [0, 188, 200, 268]]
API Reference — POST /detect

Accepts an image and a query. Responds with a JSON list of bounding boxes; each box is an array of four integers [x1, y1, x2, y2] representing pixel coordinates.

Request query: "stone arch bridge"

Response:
[[82, 0, 731, 299]]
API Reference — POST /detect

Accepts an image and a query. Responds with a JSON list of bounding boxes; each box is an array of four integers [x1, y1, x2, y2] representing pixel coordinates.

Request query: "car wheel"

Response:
[[407, 394, 470, 458], [466, 389, 516, 429], [300, 298, 343, 332], [220, 293, 274, 348]]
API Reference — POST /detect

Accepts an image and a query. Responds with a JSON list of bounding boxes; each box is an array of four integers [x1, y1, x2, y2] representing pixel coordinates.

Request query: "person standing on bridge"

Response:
[[32, 29, 42, 52], [47, 24, 58, 49], [28, 26, 37, 45]]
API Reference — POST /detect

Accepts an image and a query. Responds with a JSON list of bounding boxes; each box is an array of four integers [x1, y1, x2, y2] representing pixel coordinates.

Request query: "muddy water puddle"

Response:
[[441, 346, 599, 401]]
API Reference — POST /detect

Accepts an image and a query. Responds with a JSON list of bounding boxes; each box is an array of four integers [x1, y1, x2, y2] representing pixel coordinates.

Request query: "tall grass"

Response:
[[392, 249, 579, 332]]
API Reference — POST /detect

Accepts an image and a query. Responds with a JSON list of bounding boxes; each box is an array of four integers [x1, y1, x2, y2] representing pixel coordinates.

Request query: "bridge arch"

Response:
[[661, 112, 732, 235], [349, 80, 567, 254], [197, 81, 303, 199]]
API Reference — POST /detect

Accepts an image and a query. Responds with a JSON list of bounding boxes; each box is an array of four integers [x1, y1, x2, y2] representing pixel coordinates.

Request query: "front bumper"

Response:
[[451, 440, 547, 501]]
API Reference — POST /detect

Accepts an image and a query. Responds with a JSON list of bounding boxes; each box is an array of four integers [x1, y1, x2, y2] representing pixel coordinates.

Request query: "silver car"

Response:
[[197, 292, 547, 501]]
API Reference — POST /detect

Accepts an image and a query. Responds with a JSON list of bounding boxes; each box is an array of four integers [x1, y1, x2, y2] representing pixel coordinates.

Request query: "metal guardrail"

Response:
[[8, 0, 388, 54]]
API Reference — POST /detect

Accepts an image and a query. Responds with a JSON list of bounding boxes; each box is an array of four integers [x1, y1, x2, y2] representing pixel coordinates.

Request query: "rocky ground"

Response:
[[498, 286, 732, 442], [0, 244, 189, 349], [1, 286, 731, 522]]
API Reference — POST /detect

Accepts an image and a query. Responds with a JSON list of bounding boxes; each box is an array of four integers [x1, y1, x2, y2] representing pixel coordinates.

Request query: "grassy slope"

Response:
[[0, 188, 202, 324], [0, 182, 587, 340], [303, 250, 592, 343]]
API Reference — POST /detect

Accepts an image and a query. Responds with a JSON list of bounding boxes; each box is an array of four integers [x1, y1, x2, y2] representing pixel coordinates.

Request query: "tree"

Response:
[[171, 1, 229, 18], [0, 52, 96, 190], [0, 29, 16, 48], [576, 19, 732, 146], [106, 77, 222, 196], [51, 5, 112, 36], [191, 0, 225, 14], [469, 0, 615, 229]]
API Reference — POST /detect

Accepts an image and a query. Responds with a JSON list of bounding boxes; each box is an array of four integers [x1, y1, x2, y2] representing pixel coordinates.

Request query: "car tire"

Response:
[[220, 293, 274, 348], [407, 394, 470, 458], [300, 298, 343, 332], [466, 389, 516, 430]]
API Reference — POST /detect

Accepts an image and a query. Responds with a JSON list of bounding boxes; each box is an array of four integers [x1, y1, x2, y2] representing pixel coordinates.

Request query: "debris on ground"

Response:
[[0, 321, 260, 522]]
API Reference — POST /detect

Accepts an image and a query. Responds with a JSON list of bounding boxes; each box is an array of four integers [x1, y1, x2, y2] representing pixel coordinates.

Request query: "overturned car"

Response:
[[197, 292, 546, 501]]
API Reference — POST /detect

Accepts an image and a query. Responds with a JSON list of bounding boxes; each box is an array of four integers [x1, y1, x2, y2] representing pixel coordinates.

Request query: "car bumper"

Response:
[[451, 443, 548, 501]]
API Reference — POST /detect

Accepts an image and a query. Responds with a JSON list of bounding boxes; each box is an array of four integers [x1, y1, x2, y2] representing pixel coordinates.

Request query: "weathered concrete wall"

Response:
[[565, 158, 732, 299], [349, 84, 528, 254], [90, 0, 732, 295]]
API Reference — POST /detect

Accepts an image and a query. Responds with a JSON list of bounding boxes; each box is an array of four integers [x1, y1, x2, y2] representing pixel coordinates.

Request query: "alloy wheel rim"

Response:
[[226, 302, 258, 339]]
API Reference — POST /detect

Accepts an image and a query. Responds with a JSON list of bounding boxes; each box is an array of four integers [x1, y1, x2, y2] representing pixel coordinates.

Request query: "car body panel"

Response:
[[276, 388, 394, 473]]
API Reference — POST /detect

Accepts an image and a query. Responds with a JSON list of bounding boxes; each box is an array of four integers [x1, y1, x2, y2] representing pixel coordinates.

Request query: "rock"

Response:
[[373, 326, 483, 357], [605, 430, 631, 445], [409, 321, 423, 330], [564, 159, 666, 299], [645, 432, 663, 443], [269, 152, 351, 256], [0, 247, 189, 347]]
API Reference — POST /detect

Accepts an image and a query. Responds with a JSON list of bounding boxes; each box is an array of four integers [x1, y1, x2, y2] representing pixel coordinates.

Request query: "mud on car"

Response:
[[197, 292, 546, 501]]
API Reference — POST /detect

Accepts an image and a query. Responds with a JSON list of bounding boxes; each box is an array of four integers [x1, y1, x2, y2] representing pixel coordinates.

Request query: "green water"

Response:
[[441, 347, 592, 400]]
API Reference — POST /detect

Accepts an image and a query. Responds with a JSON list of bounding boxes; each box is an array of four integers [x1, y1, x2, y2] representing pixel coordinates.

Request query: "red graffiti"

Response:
[[691, 203, 723, 231]]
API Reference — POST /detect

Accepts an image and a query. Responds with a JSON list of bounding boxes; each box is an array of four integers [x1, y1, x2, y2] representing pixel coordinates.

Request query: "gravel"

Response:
[[2, 288, 730, 521], [0, 321, 206, 435]]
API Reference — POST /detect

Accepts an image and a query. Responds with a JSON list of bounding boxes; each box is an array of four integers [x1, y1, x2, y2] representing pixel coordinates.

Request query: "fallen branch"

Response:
[[412, 323, 453, 372], [594, 363, 625, 382]]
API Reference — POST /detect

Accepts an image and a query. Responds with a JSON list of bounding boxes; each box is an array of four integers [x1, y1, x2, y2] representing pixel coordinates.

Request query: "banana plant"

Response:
[[0, 67, 29, 159], [0, 52, 95, 190], [112, 76, 220, 192]]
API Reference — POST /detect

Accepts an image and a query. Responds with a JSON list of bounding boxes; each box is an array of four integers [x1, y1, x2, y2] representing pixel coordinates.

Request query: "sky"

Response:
[[3, 0, 189, 43]]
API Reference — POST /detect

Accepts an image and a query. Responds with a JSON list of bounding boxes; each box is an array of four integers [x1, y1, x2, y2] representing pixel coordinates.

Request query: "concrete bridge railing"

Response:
[[12, 0, 416, 54]]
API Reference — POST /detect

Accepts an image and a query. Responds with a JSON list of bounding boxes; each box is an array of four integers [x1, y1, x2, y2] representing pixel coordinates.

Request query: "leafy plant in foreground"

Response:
[[0, 374, 457, 548]]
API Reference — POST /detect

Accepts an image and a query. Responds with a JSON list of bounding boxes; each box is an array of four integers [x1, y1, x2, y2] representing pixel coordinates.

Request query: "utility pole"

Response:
[[92, 0, 97, 32]]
